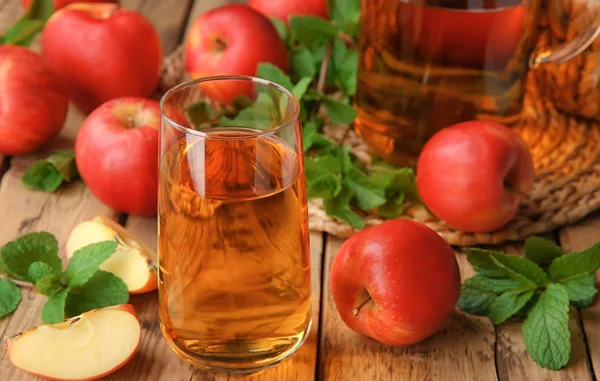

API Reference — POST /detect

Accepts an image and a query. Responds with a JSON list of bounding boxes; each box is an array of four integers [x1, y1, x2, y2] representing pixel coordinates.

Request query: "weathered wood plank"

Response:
[[493, 243, 593, 381], [319, 236, 498, 381], [559, 211, 600, 377]]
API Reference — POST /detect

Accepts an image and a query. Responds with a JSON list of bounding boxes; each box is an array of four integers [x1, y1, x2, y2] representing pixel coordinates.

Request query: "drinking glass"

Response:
[[355, 0, 600, 166], [158, 76, 312, 374]]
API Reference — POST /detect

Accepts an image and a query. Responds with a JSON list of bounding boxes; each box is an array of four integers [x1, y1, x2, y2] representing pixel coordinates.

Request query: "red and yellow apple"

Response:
[[416, 121, 535, 233], [248, 0, 328, 23], [21, 0, 117, 11], [75, 97, 159, 216], [6, 304, 141, 381], [66, 216, 157, 294], [0, 45, 68, 155], [185, 4, 289, 104], [330, 219, 461, 346], [41, 3, 162, 113]]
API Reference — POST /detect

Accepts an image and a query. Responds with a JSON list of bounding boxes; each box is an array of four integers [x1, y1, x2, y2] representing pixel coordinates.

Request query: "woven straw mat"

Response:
[[158, 1, 600, 247]]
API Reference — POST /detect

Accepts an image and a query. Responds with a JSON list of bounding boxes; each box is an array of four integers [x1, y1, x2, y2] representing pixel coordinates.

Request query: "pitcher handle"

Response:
[[529, 1, 600, 68]]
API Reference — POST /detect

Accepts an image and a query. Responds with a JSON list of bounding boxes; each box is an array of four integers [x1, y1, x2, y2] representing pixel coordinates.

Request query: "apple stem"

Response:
[[0, 275, 33, 289], [316, 39, 333, 95], [352, 296, 372, 317]]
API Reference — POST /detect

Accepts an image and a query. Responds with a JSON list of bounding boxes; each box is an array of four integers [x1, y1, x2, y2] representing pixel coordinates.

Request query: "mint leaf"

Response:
[[305, 156, 342, 200], [46, 149, 77, 181], [22, 150, 78, 192], [378, 192, 406, 219], [548, 242, 600, 281], [185, 101, 216, 130], [292, 77, 313, 100], [465, 248, 549, 287], [291, 46, 317, 79], [324, 185, 364, 229], [1, 232, 61, 281], [524, 237, 565, 264], [488, 289, 536, 325], [328, 0, 360, 37], [27, 261, 57, 283], [0, 279, 21, 318], [62, 241, 117, 288], [371, 163, 421, 203], [458, 274, 500, 316], [42, 287, 70, 324], [270, 16, 287, 41], [561, 273, 597, 308], [332, 39, 358, 96], [344, 169, 386, 210], [1, 0, 54, 46], [257, 63, 294, 91], [65, 271, 129, 317], [289, 15, 337, 50], [34, 274, 63, 296], [23, 0, 54, 20], [323, 97, 357, 125], [522, 283, 570, 370]]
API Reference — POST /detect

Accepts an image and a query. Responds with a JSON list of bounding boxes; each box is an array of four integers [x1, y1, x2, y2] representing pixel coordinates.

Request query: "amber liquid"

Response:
[[355, 0, 541, 166], [158, 129, 311, 374]]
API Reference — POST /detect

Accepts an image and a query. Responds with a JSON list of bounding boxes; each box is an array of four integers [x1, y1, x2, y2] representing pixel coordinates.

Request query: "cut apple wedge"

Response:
[[6, 304, 141, 381], [66, 216, 158, 294]]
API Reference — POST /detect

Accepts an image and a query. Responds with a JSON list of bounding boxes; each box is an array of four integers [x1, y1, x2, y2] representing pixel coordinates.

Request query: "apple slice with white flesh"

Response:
[[6, 304, 141, 381], [66, 216, 157, 294]]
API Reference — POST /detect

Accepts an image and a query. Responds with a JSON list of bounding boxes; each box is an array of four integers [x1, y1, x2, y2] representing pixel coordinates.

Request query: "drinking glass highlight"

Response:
[[158, 77, 311, 374]]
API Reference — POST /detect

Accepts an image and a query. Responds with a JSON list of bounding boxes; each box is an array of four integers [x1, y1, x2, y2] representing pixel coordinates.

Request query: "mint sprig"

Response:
[[459, 237, 600, 370], [0, 232, 129, 323], [22, 149, 79, 193]]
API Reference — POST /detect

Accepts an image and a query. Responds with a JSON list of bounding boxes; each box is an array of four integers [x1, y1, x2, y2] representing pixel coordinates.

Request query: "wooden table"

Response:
[[0, 0, 599, 380]]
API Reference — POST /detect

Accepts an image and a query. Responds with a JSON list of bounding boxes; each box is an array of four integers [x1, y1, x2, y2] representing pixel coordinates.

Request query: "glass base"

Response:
[[160, 321, 311, 375]]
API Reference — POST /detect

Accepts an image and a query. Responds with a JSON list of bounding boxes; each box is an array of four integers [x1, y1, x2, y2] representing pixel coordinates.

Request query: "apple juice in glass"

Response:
[[158, 77, 311, 374], [355, 0, 600, 166]]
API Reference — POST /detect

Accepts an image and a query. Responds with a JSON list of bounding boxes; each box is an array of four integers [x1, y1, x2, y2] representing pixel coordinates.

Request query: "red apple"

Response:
[[330, 219, 461, 346], [185, 4, 289, 105], [416, 121, 535, 233], [0, 45, 68, 155], [75, 97, 159, 216], [248, 0, 328, 23], [41, 3, 162, 113], [21, 0, 117, 12]]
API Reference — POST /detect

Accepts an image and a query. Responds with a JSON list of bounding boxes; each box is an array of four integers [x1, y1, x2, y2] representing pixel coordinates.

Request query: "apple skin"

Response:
[[41, 3, 162, 113], [416, 121, 535, 233], [248, 0, 328, 23], [330, 220, 461, 346], [0, 45, 69, 155], [5, 304, 139, 381], [185, 4, 289, 105], [21, 0, 117, 11], [75, 97, 159, 216]]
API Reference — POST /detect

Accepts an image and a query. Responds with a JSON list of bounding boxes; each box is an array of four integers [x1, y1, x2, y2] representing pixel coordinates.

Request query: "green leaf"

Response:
[[27, 261, 57, 283], [65, 271, 129, 317], [561, 273, 597, 308], [42, 287, 70, 324], [328, 0, 360, 37], [0, 232, 61, 281], [345, 169, 386, 210], [524, 237, 565, 264], [21, 161, 63, 192], [185, 101, 216, 130], [324, 184, 365, 229], [458, 274, 501, 316], [378, 191, 406, 219], [62, 241, 117, 288], [332, 39, 358, 96], [1, 0, 54, 47], [371, 163, 421, 203], [34, 274, 63, 296], [0, 279, 21, 319], [257, 63, 294, 91], [548, 242, 600, 281], [270, 16, 288, 41], [23, 0, 54, 20], [323, 97, 357, 125], [488, 289, 536, 325], [522, 283, 571, 370], [220, 92, 277, 130], [291, 46, 317, 79], [465, 248, 549, 287], [289, 15, 337, 50], [22, 150, 78, 192], [305, 156, 342, 200], [292, 77, 313, 100]]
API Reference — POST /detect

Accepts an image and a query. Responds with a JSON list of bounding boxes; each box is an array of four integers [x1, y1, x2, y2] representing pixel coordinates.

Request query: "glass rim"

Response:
[[159, 75, 301, 139]]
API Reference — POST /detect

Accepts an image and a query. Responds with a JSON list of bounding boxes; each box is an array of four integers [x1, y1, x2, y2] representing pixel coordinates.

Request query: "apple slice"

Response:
[[6, 304, 141, 381], [66, 216, 157, 294]]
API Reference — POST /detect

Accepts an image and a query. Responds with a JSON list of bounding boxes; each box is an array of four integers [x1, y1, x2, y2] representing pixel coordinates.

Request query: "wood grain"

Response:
[[319, 237, 498, 381], [493, 243, 593, 381], [559, 211, 600, 377]]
